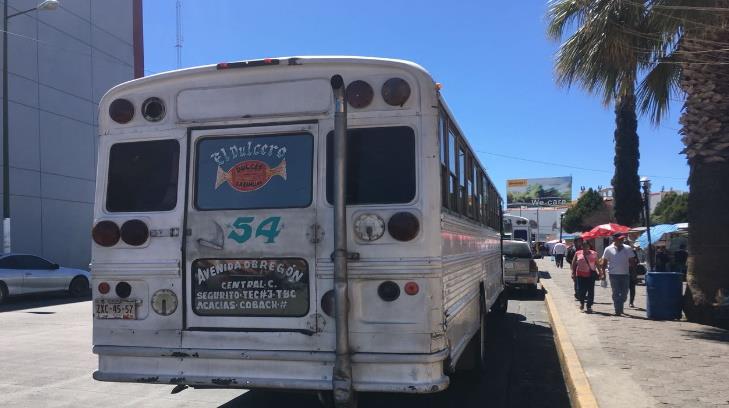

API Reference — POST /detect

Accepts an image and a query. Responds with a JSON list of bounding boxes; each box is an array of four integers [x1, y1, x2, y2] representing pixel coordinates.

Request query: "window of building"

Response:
[[107, 139, 179, 212]]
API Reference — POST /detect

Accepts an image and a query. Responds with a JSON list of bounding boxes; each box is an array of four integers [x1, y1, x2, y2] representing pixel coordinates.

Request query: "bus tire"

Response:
[[317, 390, 358, 408], [490, 290, 508, 315]]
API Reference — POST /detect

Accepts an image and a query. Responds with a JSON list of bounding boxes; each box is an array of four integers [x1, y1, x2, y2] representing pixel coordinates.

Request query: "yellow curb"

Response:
[[544, 289, 599, 408]]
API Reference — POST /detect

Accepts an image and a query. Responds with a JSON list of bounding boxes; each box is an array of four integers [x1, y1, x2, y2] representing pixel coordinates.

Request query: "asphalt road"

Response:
[[0, 288, 568, 408]]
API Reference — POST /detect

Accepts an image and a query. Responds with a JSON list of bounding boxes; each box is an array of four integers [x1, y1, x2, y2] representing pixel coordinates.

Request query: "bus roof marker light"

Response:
[[142, 97, 165, 122], [346, 80, 374, 109], [382, 78, 411, 106], [109, 98, 134, 124]]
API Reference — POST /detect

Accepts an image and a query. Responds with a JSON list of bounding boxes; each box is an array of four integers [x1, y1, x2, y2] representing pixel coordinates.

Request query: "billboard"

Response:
[[507, 177, 572, 208]]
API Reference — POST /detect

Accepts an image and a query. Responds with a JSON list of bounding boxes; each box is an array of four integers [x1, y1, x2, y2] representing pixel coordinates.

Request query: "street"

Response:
[[0, 288, 568, 408]]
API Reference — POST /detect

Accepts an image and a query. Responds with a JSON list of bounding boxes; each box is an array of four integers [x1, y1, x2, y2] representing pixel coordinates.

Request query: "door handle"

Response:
[[25, 273, 32, 276]]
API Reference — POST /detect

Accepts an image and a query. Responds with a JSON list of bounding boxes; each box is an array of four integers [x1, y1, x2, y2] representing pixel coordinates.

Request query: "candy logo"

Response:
[[215, 159, 287, 192]]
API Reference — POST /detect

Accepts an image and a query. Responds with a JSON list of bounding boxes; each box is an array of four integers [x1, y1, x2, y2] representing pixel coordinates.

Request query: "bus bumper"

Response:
[[93, 346, 450, 394]]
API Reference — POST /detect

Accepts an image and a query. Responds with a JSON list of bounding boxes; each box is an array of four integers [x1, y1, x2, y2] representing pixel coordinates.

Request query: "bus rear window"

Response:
[[106, 140, 179, 212], [326, 126, 415, 205]]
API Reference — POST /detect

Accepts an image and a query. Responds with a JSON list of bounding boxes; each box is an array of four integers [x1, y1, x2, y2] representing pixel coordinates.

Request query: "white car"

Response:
[[0, 254, 90, 303], [502, 240, 540, 291]]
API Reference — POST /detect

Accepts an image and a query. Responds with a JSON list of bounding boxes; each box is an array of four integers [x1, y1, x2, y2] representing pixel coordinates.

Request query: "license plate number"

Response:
[[94, 299, 137, 319], [505, 262, 515, 269]]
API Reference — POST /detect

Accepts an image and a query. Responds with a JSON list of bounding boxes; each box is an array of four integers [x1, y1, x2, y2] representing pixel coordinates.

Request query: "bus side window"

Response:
[[465, 153, 473, 218], [457, 145, 466, 215], [482, 176, 490, 226], [448, 130, 458, 211], [439, 114, 449, 210]]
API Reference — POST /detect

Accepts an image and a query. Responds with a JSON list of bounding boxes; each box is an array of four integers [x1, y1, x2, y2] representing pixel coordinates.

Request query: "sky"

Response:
[[143, 0, 689, 200]]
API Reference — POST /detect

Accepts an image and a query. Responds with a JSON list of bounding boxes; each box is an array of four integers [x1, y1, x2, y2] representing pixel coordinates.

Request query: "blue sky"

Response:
[[143, 0, 689, 200]]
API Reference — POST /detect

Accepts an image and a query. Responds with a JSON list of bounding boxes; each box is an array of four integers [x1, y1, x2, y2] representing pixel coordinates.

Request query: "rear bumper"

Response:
[[93, 346, 449, 394], [504, 273, 538, 285]]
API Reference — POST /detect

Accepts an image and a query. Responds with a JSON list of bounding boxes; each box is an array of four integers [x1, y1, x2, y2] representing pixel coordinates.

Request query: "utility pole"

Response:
[[175, 0, 183, 69]]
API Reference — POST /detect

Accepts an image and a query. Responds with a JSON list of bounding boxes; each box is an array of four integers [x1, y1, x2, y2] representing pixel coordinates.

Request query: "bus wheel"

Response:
[[490, 290, 508, 315], [317, 390, 358, 408]]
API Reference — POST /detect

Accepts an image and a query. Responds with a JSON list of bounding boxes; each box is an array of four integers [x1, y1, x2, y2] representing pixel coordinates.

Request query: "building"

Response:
[[0, 0, 143, 269]]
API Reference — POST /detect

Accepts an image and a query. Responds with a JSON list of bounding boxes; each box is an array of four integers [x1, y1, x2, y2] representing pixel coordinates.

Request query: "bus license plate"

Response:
[[504, 262, 515, 269], [94, 299, 137, 319]]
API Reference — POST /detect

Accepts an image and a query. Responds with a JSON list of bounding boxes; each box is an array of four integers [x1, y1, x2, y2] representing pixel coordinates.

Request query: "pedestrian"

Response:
[[629, 259, 638, 308], [674, 244, 688, 275], [566, 237, 582, 300], [600, 233, 637, 315], [552, 240, 567, 268], [571, 240, 598, 313], [655, 246, 669, 272]]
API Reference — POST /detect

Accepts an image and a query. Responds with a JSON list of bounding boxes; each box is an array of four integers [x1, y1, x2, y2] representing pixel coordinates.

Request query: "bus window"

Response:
[[106, 139, 179, 212], [439, 115, 448, 209], [326, 126, 415, 205], [195, 133, 313, 210], [458, 146, 465, 214], [448, 130, 457, 209]]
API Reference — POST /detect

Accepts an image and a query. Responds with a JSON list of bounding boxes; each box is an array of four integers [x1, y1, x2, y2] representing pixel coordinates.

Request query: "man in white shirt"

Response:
[[600, 233, 637, 315], [552, 241, 567, 268]]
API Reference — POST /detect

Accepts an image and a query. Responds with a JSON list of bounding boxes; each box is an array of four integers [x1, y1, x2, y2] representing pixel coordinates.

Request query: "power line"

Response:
[[475, 150, 687, 181]]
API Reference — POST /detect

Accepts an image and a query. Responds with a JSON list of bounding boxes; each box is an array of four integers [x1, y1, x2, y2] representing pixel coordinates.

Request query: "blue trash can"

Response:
[[646, 272, 684, 320]]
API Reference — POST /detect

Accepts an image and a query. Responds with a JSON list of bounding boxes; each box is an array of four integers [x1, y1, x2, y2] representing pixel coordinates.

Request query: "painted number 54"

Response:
[[228, 216, 282, 244]]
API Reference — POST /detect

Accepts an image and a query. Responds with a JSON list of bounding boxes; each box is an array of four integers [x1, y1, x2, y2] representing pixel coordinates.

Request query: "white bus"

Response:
[[503, 214, 531, 243], [91, 56, 506, 405]]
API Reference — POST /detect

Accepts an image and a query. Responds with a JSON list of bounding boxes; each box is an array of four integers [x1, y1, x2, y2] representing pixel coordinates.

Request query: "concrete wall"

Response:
[[0, 0, 135, 269]]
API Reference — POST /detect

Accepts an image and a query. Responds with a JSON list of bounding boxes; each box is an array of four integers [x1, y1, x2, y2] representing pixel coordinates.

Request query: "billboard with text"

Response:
[[507, 177, 572, 208]]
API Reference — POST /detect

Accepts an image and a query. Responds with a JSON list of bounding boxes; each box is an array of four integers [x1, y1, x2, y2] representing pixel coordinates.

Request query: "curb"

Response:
[[544, 289, 599, 408]]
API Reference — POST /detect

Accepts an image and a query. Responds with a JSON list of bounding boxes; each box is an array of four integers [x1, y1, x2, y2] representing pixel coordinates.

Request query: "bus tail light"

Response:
[[321, 290, 335, 317], [115, 282, 132, 298], [381, 77, 411, 106], [109, 98, 134, 124], [120, 220, 149, 246], [346, 80, 374, 108], [92, 221, 120, 247], [404, 281, 419, 296], [98, 282, 110, 294], [387, 212, 420, 241], [377, 281, 400, 302]]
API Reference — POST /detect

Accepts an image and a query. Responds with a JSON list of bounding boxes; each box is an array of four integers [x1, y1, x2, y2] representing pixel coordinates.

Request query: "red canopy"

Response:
[[581, 223, 630, 239]]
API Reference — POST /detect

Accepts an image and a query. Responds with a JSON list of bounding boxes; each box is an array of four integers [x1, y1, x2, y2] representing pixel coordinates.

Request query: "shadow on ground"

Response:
[[218, 309, 569, 408], [682, 327, 729, 343], [0, 292, 90, 313]]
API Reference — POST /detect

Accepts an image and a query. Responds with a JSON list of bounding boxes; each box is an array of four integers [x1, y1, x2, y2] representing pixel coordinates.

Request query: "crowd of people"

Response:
[[554, 233, 639, 316]]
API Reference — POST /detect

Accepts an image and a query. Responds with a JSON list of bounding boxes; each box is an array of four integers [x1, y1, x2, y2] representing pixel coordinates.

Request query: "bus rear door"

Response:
[[184, 124, 320, 332]]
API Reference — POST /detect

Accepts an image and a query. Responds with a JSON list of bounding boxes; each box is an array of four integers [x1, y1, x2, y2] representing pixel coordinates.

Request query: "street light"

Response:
[[3, 0, 59, 253], [641, 176, 653, 271]]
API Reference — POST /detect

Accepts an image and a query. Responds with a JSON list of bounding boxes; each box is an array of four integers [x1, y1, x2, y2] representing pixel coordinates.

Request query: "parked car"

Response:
[[0, 254, 90, 303], [503, 240, 540, 291]]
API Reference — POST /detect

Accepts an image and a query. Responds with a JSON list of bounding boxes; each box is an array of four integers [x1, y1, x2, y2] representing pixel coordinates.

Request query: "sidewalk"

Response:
[[538, 259, 729, 408]]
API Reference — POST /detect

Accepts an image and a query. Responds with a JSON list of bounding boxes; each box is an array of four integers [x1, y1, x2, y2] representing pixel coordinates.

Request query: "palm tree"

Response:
[[547, 0, 646, 227], [638, 0, 729, 328]]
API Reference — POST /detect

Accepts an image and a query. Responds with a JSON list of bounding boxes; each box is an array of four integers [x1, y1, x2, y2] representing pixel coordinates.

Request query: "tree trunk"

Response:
[[680, 28, 729, 329], [611, 91, 642, 227]]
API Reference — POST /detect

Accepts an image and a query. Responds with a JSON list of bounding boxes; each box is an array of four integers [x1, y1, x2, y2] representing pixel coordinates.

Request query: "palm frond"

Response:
[[637, 52, 682, 125]]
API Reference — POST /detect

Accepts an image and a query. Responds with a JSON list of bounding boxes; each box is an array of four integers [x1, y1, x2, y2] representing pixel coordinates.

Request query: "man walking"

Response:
[[552, 240, 567, 268], [600, 233, 637, 315]]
